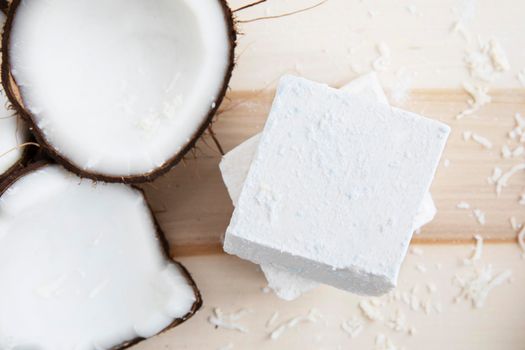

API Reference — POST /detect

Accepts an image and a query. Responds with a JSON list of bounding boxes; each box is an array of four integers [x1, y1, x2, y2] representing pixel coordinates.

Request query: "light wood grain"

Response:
[[133, 244, 525, 350], [142, 88, 525, 256]]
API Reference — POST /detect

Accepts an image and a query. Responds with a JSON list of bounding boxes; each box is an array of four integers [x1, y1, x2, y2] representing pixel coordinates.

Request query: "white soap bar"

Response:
[[220, 73, 436, 299], [260, 264, 319, 301], [223, 75, 450, 296]]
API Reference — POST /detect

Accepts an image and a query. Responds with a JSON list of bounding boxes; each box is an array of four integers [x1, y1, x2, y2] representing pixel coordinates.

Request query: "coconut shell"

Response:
[[0, 161, 203, 350], [1, 0, 237, 184], [0, 1, 39, 183]]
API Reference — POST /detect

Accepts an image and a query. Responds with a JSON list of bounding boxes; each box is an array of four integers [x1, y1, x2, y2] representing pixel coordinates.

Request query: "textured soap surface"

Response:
[[220, 73, 436, 299], [224, 75, 450, 296]]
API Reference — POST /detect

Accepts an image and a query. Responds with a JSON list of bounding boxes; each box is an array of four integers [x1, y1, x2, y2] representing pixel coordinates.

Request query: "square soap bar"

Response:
[[223, 75, 450, 296], [220, 73, 436, 300]]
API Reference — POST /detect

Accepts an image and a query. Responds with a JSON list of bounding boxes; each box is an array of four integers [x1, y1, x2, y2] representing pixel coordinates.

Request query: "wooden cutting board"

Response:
[[142, 88, 525, 256]]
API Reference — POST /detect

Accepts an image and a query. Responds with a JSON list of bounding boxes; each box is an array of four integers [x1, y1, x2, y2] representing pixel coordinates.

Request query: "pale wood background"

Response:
[[137, 0, 525, 348], [144, 89, 525, 255], [142, 0, 525, 254]]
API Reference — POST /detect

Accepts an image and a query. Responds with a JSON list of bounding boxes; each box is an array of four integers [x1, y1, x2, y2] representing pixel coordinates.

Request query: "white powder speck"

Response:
[[509, 217, 521, 231], [405, 4, 418, 15], [372, 42, 391, 71], [457, 201, 470, 209], [217, 343, 234, 350], [512, 146, 524, 157], [416, 264, 427, 273], [473, 209, 486, 225], [518, 69, 525, 86], [386, 308, 407, 332], [410, 247, 424, 256], [426, 282, 437, 293], [501, 145, 512, 159]]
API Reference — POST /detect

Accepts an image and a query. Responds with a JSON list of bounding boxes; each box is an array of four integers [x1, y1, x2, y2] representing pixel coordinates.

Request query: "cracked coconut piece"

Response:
[[0, 163, 199, 350]]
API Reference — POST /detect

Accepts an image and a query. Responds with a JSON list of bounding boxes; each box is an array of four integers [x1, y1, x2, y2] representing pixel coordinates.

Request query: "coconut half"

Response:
[[2, 0, 235, 183], [0, 163, 201, 350], [0, 8, 31, 180]]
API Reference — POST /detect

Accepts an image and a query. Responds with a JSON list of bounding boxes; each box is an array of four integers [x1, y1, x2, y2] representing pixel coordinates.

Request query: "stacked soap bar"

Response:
[[220, 73, 437, 300], [222, 74, 450, 297]]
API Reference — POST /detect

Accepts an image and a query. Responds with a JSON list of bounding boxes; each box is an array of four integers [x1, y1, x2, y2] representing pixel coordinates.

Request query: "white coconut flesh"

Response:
[[0, 11, 29, 176], [8, 0, 231, 177], [0, 164, 197, 350]]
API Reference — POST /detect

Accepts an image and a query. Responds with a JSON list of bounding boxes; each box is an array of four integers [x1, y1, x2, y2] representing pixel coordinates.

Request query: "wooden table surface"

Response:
[[138, 0, 524, 348]]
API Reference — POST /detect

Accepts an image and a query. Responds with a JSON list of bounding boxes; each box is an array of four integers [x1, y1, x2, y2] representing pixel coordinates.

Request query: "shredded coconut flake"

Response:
[[375, 333, 401, 350], [372, 42, 391, 71], [340, 317, 364, 338], [465, 37, 510, 82], [487, 167, 502, 185], [454, 265, 512, 308], [456, 82, 491, 119], [510, 217, 521, 231], [266, 311, 279, 328], [386, 309, 407, 332], [515, 113, 525, 129], [269, 309, 322, 340], [495, 163, 525, 196], [405, 4, 418, 15], [473, 209, 486, 225], [471, 133, 493, 149], [422, 299, 433, 315], [390, 68, 413, 105], [208, 308, 252, 333], [518, 69, 525, 86], [501, 145, 512, 159], [518, 226, 525, 259], [409, 286, 420, 312], [359, 299, 384, 322], [464, 234, 484, 265]]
